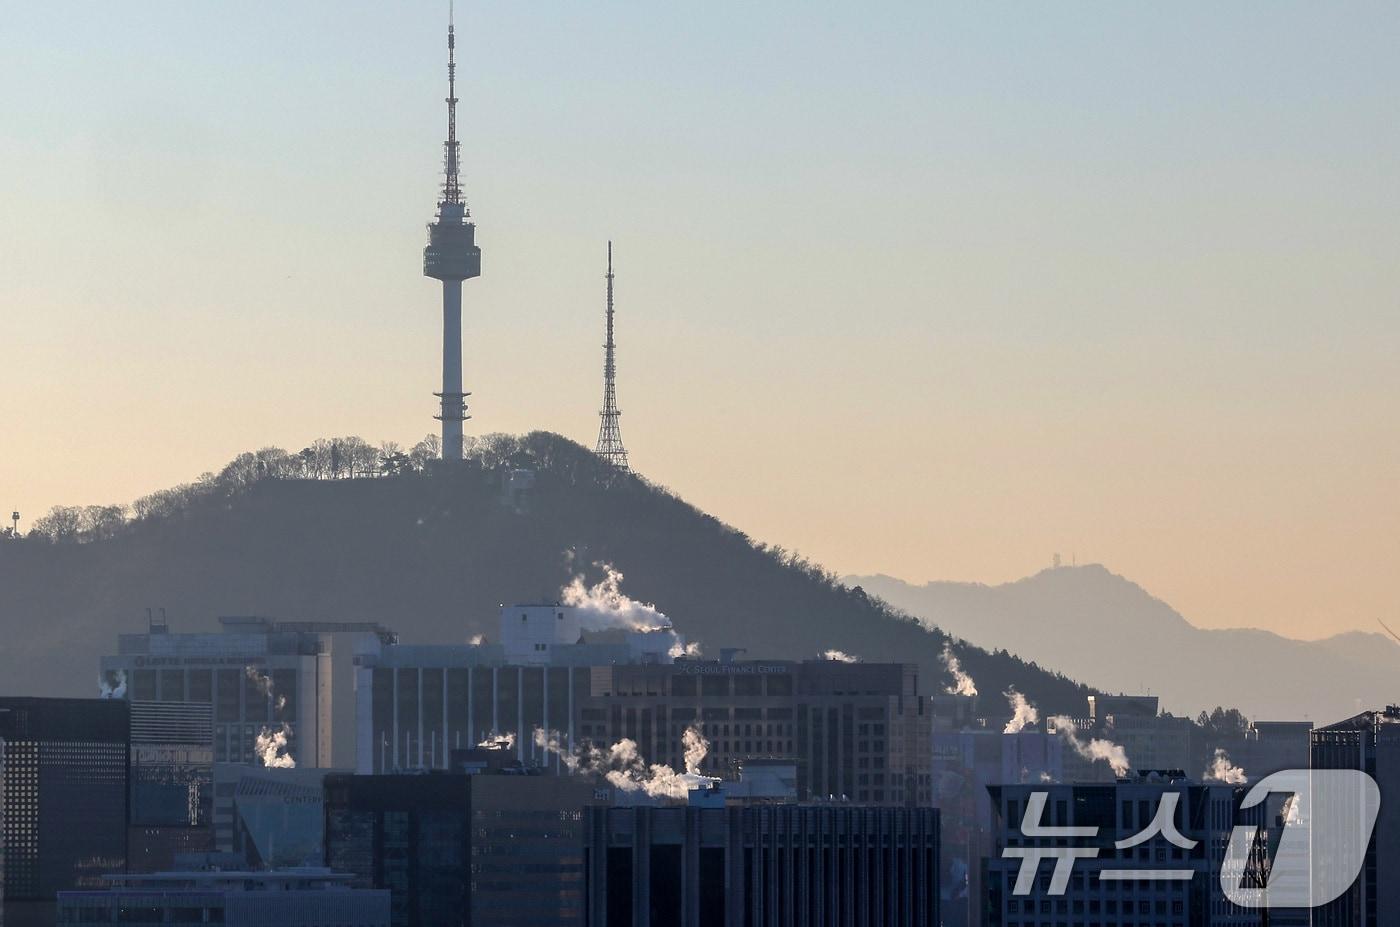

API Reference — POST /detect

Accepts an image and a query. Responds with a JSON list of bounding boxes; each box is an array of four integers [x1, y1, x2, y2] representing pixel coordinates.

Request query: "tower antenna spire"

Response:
[[595, 241, 630, 472], [442, 1, 461, 205]]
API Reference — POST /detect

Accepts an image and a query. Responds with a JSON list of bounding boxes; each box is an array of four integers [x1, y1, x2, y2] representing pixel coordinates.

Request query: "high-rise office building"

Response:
[[932, 728, 1065, 927], [1310, 706, 1400, 927], [102, 616, 395, 768], [1237, 720, 1313, 780], [581, 658, 932, 805], [358, 612, 931, 805], [1083, 695, 1195, 774], [0, 698, 130, 927], [324, 771, 596, 927], [983, 773, 1272, 927], [353, 605, 690, 773], [127, 700, 214, 873], [584, 797, 940, 926], [324, 773, 471, 927]]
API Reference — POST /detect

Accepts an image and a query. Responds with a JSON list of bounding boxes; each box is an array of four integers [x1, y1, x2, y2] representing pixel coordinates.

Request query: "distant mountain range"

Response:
[[846, 566, 1399, 725], [0, 433, 1093, 725]]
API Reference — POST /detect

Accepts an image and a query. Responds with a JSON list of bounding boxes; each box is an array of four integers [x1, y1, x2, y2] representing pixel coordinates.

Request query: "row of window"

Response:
[[1007, 895, 1187, 915]]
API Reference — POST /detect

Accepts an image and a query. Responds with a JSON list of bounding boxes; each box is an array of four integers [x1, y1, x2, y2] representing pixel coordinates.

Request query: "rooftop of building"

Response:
[[79, 868, 360, 891], [1315, 704, 1400, 732], [110, 616, 397, 658], [217, 616, 397, 637]]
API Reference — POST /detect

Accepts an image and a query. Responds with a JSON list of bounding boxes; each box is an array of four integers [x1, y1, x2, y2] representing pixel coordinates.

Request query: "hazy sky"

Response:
[[2, 3, 1397, 641]]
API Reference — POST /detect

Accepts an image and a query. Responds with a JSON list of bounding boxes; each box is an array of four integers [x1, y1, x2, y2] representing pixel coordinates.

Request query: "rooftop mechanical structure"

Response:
[[594, 242, 630, 471], [422, 7, 481, 462]]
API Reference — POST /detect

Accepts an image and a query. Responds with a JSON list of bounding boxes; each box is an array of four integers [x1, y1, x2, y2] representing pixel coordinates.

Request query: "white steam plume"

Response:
[[99, 669, 127, 699], [533, 725, 717, 800], [561, 562, 672, 632], [682, 726, 710, 775], [1049, 715, 1131, 777], [822, 650, 860, 663], [670, 640, 702, 659], [255, 724, 296, 768], [245, 665, 287, 712], [478, 731, 516, 750], [941, 644, 977, 696], [1204, 748, 1247, 784], [1003, 689, 1039, 734]]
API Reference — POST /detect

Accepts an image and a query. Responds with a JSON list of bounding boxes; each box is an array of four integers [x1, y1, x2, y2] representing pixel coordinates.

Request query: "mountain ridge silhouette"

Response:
[[0, 432, 1095, 725], [847, 564, 1398, 724]]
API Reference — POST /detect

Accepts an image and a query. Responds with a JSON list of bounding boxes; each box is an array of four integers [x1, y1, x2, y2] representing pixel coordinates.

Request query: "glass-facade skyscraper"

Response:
[[0, 697, 130, 927]]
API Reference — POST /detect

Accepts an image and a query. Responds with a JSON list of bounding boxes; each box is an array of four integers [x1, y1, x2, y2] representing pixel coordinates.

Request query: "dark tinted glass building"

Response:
[[0, 697, 130, 927], [127, 700, 214, 873], [1311, 707, 1400, 927], [323, 772, 595, 927], [584, 802, 940, 927], [983, 775, 1274, 927]]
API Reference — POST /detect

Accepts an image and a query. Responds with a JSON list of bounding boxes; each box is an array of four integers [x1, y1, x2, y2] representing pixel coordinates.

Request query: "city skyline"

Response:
[[2, 2, 1398, 640]]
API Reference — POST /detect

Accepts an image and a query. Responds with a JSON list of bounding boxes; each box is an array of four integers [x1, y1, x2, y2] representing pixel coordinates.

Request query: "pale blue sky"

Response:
[[2, 3, 1397, 637]]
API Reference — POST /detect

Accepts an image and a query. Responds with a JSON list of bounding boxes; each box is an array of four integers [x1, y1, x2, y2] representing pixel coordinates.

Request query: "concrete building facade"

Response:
[[102, 616, 395, 769], [353, 605, 687, 773], [580, 658, 932, 806]]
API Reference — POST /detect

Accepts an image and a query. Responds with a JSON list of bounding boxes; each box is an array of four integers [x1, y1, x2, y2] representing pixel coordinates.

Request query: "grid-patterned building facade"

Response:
[[102, 616, 394, 769], [584, 802, 940, 927], [580, 660, 932, 806], [324, 772, 596, 927], [1310, 707, 1400, 927], [0, 698, 130, 927], [983, 777, 1270, 927]]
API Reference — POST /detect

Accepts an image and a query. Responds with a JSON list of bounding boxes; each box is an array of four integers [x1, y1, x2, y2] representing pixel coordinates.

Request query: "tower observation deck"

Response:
[[423, 8, 480, 462]]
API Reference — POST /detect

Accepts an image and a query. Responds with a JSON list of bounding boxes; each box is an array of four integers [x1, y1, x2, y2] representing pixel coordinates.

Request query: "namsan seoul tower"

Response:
[[422, 6, 481, 461]]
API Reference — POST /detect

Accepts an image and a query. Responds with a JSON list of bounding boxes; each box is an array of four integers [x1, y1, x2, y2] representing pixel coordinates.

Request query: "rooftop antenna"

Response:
[[9, 511, 17, 536], [594, 241, 630, 471], [443, 0, 460, 207]]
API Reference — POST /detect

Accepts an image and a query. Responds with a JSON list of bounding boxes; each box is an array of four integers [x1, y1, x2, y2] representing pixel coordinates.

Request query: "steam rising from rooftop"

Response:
[[1204, 748, 1247, 784], [255, 724, 296, 768], [561, 561, 672, 632], [1003, 688, 1039, 733], [941, 644, 977, 697], [1049, 715, 1131, 776], [532, 725, 717, 800], [670, 640, 702, 659], [478, 731, 516, 751], [245, 665, 286, 712], [99, 669, 127, 699]]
